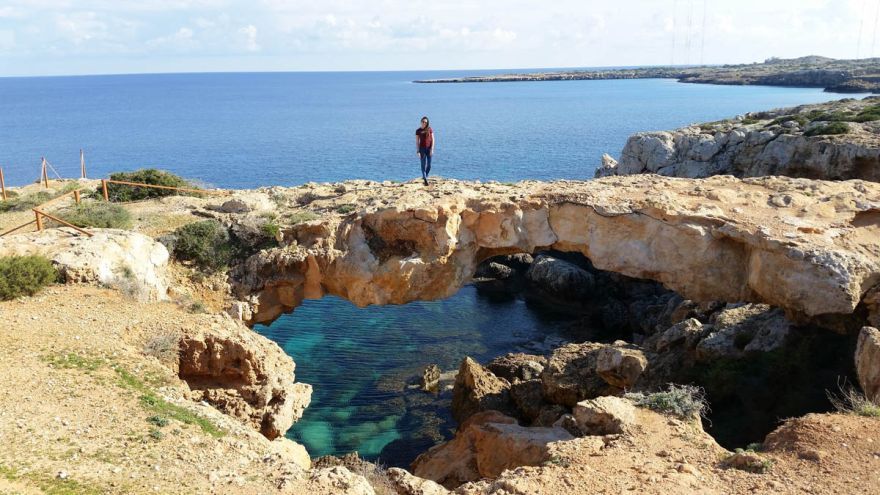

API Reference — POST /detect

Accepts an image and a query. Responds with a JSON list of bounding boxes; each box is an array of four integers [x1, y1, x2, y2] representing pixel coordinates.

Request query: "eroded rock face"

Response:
[[856, 326, 880, 402], [178, 318, 312, 440], [541, 342, 648, 407], [525, 254, 595, 301], [696, 304, 791, 361], [596, 99, 880, 181], [228, 175, 880, 325], [411, 411, 573, 489], [0, 229, 170, 301]]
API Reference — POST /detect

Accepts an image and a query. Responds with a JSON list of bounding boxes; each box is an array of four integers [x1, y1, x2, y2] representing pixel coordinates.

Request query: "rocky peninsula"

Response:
[[416, 56, 880, 94], [596, 97, 880, 181]]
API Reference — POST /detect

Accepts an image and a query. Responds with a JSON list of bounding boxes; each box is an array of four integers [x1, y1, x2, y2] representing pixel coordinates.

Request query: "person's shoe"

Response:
[[423, 178, 429, 186]]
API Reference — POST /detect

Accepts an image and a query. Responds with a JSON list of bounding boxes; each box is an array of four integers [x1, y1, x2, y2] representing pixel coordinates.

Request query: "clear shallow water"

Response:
[[254, 286, 582, 466], [0, 71, 848, 187], [2, 70, 860, 465]]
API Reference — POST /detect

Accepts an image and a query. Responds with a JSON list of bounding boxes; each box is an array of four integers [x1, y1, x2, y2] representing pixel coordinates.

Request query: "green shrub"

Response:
[[290, 210, 320, 224], [767, 114, 809, 127], [853, 104, 880, 122], [103, 169, 196, 202], [336, 204, 356, 214], [166, 220, 234, 271], [0, 255, 59, 300], [805, 122, 850, 137], [0, 191, 52, 213], [57, 202, 132, 229], [625, 384, 709, 420]]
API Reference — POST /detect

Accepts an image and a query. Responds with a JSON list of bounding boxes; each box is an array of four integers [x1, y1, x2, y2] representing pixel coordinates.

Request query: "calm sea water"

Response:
[[1, 70, 857, 465], [0, 71, 848, 187]]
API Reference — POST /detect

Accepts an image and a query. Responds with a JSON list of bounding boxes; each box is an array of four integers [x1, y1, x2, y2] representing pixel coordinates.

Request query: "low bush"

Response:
[[336, 204, 356, 214], [290, 210, 320, 224], [143, 333, 179, 362], [0, 255, 59, 300], [853, 104, 880, 122], [767, 114, 809, 127], [57, 202, 133, 229], [625, 384, 709, 420], [805, 122, 849, 137], [165, 220, 235, 271], [0, 191, 52, 213], [828, 385, 880, 417], [103, 169, 196, 202]]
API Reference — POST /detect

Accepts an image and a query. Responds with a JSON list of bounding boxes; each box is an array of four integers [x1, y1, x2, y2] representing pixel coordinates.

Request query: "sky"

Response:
[[0, 0, 873, 76]]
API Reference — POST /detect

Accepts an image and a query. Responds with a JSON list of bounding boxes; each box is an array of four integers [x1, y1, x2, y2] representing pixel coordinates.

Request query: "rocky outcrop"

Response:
[[572, 396, 637, 435], [178, 317, 312, 440], [451, 357, 513, 423], [525, 254, 594, 301], [411, 411, 573, 489], [228, 175, 880, 325], [596, 98, 880, 181], [541, 341, 648, 407], [0, 229, 170, 301], [855, 326, 880, 402], [695, 304, 791, 361]]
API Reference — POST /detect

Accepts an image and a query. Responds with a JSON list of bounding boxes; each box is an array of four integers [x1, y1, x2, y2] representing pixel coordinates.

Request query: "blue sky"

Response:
[[0, 0, 871, 76]]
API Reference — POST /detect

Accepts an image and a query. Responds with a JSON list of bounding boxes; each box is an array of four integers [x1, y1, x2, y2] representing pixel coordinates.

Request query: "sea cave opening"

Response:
[[252, 249, 862, 468]]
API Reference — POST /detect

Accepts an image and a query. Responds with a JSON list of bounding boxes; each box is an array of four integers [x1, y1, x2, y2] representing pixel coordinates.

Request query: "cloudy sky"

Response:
[[0, 0, 870, 76]]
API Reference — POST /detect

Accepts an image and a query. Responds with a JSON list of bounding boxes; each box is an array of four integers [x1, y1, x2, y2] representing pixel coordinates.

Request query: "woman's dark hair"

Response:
[[421, 116, 430, 127]]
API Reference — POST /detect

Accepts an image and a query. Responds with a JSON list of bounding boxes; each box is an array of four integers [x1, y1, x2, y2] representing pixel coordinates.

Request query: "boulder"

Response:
[[572, 396, 637, 435], [487, 353, 547, 383], [856, 326, 880, 402], [525, 254, 595, 301], [509, 379, 547, 422], [696, 304, 791, 361], [595, 342, 648, 389], [451, 357, 513, 424], [178, 319, 312, 440], [654, 318, 708, 352], [411, 411, 573, 489], [306, 466, 375, 495], [420, 364, 441, 393], [541, 343, 613, 407], [386, 468, 451, 495], [213, 192, 275, 214]]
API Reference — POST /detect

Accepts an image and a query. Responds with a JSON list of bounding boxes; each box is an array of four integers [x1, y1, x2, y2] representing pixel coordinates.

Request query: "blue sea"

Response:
[[0, 70, 859, 466]]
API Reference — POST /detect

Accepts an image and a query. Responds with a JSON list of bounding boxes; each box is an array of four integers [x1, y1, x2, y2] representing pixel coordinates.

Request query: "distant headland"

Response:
[[414, 56, 880, 94]]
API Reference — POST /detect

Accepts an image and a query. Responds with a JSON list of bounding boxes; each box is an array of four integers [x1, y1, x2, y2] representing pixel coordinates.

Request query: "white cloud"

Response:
[[238, 24, 260, 51]]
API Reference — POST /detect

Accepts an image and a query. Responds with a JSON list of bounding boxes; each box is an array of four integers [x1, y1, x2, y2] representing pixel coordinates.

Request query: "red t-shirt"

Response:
[[416, 127, 434, 149]]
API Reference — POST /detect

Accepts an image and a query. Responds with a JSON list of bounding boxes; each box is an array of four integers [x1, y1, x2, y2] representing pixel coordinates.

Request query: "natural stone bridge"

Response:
[[228, 175, 880, 326]]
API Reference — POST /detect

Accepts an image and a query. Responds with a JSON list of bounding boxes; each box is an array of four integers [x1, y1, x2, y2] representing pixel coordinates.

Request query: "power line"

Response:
[[700, 0, 707, 65], [671, 0, 678, 65], [858, 0, 868, 58]]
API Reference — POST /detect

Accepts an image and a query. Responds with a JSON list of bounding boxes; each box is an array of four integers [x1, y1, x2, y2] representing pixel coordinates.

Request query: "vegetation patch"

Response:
[[0, 464, 102, 495], [56, 202, 132, 229], [162, 220, 235, 271], [625, 384, 708, 420], [805, 122, 849, 137], [828, 386, 880, 418], [0, 255, 59, 300], [142, 333, 179, 362], [336, 203, 356, 214], [44, 352, 104, 372], [767, 114, 809, 127], [0, 191, 53, 213], [290, 210, 320, 224], [103, 169, 196, 202], [114, 366, 224, 438]]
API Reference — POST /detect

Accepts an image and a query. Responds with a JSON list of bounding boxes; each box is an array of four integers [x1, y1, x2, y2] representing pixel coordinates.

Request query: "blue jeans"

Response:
[[419, 147, 432, 180]]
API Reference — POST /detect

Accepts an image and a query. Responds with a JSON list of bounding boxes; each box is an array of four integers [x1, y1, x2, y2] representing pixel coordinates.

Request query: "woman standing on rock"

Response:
[[416, 116, 435, 186]]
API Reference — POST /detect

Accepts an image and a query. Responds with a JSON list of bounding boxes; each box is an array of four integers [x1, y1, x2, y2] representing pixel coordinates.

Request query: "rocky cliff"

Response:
[[596, 98, 880, 181]]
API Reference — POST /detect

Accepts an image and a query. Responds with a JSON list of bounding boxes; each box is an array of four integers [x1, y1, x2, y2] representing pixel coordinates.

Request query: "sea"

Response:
[[0, 69, 860, 466]]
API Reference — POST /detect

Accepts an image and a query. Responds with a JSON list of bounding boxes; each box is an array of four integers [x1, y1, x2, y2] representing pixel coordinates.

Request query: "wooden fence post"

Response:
[[80, 149, 86, 179], [101, 179, 109, 201], [0, 167, 6, 201], [41, 157, 49, 188], [34, 210, 43, 231], [73, 190, 81, 204]]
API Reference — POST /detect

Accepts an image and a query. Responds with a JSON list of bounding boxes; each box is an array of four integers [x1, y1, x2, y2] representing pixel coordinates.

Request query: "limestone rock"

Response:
[[451, 357, 513, 424], [306, 466, 375, 495], [178, 319, 312, 440], [0, 229, 169, 301], [573, 396, 637, 435], [599, 99, 880, 181], [541, 343, 609, 407], [525, 254, 594, 301], [696, 304, 791, 361], [386, 468, 451, 495], [595, 342, 648, 389], [473, 261, 513, 280], [420, 364, 441, 393], [594, 153, 619, 178], [654, 318, 708, 352], [487, 353, 547, 383], [509, 379, 547, 422], [213, 192, 274, 214], [411, 411, 573, 489], [856, 326, 880, 402]]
